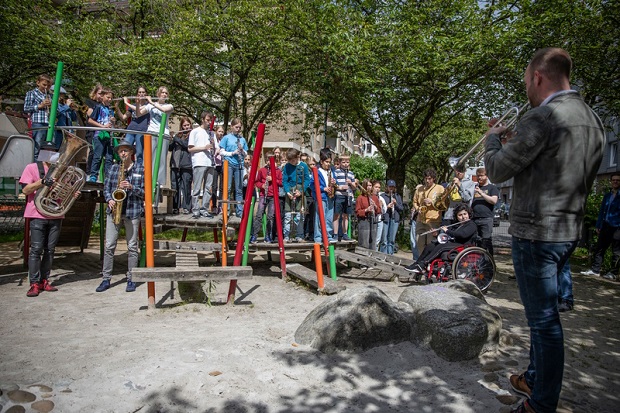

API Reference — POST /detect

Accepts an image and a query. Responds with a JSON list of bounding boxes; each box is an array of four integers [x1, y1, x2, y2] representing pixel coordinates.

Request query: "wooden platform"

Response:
[[334, 248, 415, 281]]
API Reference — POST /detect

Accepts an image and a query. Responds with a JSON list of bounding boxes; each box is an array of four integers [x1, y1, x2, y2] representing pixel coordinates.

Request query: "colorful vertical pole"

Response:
[[228, 123, 266, 303], [221, 160, 229, 266], [241, 196, 255, 266], [46, 62, 63, 143], [313, 243, 325, 290], [269, 155, 287, 280], [152, 113, 167, 198], [144, 134, 156, 308]]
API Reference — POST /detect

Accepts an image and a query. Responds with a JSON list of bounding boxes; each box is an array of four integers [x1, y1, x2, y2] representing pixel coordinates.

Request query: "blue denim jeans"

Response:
[[124, 133, 144, 166], [28, 218, 62, 284], [379, 219, 399, 255], [227, 163, 244, 216], [558, 261, 573, 305], [31, 122, 48, 161], [410, 220, 420, 260], [314, 197, 335, 243], [511, 237, 576, 413], [90, 136, 113, 178]]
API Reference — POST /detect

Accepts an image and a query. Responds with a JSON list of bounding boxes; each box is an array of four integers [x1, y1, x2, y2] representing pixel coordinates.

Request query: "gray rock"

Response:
[[295, 286, 412, 353], [398, 282, 502, 361], [442, 279, 487, 302]]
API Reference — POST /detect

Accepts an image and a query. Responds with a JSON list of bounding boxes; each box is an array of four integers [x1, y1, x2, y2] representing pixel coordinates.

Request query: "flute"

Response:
[[111, 96, 171, 101]]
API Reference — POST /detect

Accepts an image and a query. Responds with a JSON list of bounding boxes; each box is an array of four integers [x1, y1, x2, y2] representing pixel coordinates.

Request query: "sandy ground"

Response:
[[0, 241, 618, 413]]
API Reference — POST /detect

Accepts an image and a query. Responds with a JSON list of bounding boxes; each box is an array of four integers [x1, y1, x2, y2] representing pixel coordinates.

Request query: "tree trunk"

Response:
[[385, 158, 407, 193]]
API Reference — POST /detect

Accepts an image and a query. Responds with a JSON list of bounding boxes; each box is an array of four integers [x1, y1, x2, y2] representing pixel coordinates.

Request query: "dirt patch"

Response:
[[0, 242, 618, 412]]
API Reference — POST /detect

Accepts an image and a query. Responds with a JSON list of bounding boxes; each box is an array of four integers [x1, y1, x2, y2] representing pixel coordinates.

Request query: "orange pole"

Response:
[[221, 160, 229, 266], [143, 134, 156, 308], [314, 243, 325, 290]]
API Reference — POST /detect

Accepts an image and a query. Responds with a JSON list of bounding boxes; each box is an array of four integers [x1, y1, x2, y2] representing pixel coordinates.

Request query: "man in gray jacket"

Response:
[[484, 48, 604, 413]]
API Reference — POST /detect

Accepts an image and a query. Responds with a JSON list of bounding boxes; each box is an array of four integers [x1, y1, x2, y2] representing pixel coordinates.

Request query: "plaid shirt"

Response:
[[104, 162, 145, 220], [24, 88, 49, 124]]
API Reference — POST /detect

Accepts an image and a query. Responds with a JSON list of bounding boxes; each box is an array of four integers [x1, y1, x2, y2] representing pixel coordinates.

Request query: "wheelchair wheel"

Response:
[[451, 247, 495, 292]]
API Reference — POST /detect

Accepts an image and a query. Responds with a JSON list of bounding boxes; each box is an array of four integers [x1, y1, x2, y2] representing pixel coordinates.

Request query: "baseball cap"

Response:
[[387, 179, 396, 187], [49, 85, 67, 94]]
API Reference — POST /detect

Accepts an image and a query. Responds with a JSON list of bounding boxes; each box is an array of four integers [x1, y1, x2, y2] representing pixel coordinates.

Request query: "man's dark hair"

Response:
[[423, 168, 437, 181], [529, 48, 572, 81], [319, 147, 332, 162]]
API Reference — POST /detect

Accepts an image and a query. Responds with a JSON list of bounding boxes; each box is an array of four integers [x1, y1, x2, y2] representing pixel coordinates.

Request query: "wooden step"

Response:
[[287, 263, 345, 295]]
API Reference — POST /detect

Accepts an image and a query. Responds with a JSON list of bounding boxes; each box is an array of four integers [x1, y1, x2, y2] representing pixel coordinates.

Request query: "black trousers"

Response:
[[591, 222, 620, 274]]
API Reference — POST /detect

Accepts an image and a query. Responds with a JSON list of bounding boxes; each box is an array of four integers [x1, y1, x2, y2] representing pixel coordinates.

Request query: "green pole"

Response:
[[152, 113, 167, 198], [347, 219, 352, 238], [262, 213, 267, 238], [328, 244, 337, 280], [242, 196, 255, 266], [249, 131, 256, 150], [46, 62, 63, 143]]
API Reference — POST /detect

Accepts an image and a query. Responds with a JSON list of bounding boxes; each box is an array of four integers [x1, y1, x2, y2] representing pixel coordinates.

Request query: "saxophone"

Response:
[[34, 130, 88, 218], [112, 158, 127, 225]]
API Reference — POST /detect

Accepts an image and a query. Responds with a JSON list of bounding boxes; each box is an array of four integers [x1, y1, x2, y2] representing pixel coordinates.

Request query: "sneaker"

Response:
[[558, 301, 573, 312], [510, 400, 536, 413], [200, 209, 213, 218], [405, 263, 423, 273], [192, 214, 201, 219], [264, 237, 272, 244], [172, 209, 179, 215], [96, 279, 111, 292], [39, 279, 58, 292], [126, 281, 136, 292], [602, 272, 617, 280], [87, 175, 97, 183], [341, 234, 351, 241], [295, 237, 304, 243], [510, 373, 532, 398], [329, 238, 338, 244], [183, 209, 191, 214], [284, 238, 291, 243], [27, 283, 40, 297], [580, 269, 599, 276]]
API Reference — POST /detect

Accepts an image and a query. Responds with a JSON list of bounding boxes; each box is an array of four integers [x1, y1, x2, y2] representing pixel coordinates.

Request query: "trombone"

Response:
[[449, 102, 529, 173]]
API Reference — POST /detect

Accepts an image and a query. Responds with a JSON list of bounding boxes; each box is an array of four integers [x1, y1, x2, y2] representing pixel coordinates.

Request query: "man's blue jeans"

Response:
[[227, 163, 244, 216], [31, 122, 48, 161], [558, 261, 573, 305], [511, 237, 576, 413]]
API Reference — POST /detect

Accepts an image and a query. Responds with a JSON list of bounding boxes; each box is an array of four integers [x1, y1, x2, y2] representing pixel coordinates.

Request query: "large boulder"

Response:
[[398, 281, 502, 361], [294, 286, 413, 353]]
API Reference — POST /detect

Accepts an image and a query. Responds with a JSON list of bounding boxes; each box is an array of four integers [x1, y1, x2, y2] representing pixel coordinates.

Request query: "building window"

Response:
[[611, 142, 618, 167]]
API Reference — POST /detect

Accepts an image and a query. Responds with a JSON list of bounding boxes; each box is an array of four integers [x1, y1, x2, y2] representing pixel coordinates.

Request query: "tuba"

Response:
[[34, 130, 88, 218]]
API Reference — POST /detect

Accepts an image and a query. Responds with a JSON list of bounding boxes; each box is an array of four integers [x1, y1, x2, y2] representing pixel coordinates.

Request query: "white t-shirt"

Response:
[[189, 127, 218, 167], [145, 104, 171, 137]]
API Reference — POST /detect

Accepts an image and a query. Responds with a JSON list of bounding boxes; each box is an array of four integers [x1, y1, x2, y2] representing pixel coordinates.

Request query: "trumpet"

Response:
[[449, 102, 529, 173]]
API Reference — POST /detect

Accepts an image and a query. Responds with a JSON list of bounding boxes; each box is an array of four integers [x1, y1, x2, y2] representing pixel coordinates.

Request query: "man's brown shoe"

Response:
[[510, 373, 532, 397]]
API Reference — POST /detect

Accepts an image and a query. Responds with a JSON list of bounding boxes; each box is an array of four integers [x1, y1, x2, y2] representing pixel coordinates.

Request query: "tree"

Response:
[[295, 0, 525, 189]]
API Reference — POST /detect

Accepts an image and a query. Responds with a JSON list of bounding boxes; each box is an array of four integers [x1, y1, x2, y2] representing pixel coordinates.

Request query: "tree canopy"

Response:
[[1, 0, 618, 188]]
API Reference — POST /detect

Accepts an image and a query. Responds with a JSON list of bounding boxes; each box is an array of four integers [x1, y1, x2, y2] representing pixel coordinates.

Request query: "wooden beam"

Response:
[[132, 266, 252, 282], [287, 263, 345, 295], [335, 250, 413, 280]]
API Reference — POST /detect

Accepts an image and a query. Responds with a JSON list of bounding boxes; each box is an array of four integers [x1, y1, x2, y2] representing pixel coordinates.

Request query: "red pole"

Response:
[[227, 123, 266, 302], [143, 134, 156, 308], [312, 166, 330, 256], [269, 155, 287, 280]]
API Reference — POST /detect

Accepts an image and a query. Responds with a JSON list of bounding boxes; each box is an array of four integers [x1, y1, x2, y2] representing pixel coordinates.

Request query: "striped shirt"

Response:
[[334, 168, 355, 197], [23, 88, 49, 124]]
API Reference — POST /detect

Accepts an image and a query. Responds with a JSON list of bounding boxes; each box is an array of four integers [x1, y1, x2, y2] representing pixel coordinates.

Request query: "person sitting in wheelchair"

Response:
[[405, 203, 477, 275]]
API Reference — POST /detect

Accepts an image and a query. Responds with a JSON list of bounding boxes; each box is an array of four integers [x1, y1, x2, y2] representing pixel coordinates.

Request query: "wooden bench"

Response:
[[132, 251, 252, 307]]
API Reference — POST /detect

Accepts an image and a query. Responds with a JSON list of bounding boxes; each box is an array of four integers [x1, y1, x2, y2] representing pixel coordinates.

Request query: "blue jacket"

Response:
[[309, 167, 332, 202], [596, 191, 620, 229], [282, 162, 310, 194]]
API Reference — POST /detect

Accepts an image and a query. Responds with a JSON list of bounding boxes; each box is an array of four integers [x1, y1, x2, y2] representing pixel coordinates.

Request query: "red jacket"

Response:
[[255, 165, 283, 198]]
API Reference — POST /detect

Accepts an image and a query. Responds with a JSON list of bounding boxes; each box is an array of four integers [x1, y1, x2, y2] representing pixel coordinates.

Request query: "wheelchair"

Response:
[[418, 239, 496, 292]]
